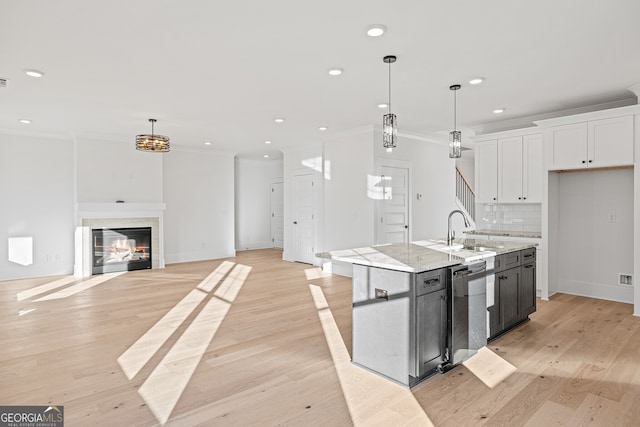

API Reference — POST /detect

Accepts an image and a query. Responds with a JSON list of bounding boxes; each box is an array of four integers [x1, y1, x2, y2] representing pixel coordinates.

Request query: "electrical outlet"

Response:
[[608, 213, 617, 222]]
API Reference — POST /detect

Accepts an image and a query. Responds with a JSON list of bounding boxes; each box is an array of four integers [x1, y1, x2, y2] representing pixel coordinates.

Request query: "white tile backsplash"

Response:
[[475, 203, 542, 233]]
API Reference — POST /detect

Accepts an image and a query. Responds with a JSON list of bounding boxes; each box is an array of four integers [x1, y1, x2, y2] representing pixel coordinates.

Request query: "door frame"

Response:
[[291, 170, 316, 264], [374, 158, 412, 245], [270, 178, 284, 248]]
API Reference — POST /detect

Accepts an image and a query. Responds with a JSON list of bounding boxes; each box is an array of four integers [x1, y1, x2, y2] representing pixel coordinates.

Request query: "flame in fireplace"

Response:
[[113, 238, 133, 251]]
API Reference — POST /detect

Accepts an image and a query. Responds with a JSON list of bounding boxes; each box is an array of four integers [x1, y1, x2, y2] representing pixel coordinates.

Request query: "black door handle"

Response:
[[293, 221, 298, 225]]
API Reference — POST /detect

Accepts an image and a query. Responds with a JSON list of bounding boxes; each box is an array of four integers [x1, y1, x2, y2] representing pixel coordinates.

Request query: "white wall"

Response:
[[634, 114, 640, 315], [235, 157, 283, 250], [0, 133, 75, 280], [163, 150, 235, 263], [406, 140, 460, 241], [556, 169, 634, 303], [323, 129, 375, 251], [373, 132, 460, 241], [76, 137, 163, 203]]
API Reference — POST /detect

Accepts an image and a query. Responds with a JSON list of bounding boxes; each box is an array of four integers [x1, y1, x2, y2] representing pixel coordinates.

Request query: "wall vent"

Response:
[[619, 274, 633, 286]]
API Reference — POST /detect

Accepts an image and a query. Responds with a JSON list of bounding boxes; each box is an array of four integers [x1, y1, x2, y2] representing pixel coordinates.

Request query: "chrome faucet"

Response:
[[447, 209, 471, 245]]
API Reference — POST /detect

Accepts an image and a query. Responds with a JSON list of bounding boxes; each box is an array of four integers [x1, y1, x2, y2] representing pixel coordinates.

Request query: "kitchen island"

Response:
[[319, 238, 537, 387]]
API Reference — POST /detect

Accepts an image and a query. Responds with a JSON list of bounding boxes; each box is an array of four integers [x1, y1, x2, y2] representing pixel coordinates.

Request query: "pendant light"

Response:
[[382, 55, 397, 152], [449, 84, 462, 158], [136, 118, 170, 152]]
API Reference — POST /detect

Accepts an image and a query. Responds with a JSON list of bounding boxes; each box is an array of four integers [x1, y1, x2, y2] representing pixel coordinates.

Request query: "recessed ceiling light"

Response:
[[264, 140, 272, 144], [264, 154, 270, 158], [318, 126, 328, 131], [19, 119, 31, 124], [24, 69, 45, 78], [327, 67, 344, 76], [204, 142, 212, 145], [366, 24, 387, 37], [493, 108, 506, 114], [378, 103, 388, 109], [469, 77, 484, 85], [274, 118, 285, 123]]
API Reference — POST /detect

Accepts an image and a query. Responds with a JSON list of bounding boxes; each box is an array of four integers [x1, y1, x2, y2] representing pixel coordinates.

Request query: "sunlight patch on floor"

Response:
[[214, 264, 251, 302], [18, 308, 36, 316], [17, 275, 78, 301], [463, 346, 517, 388], [117, 289, 208, 380], [138, 296, 233, 425], [34, 272, 125, 301], [304, 267, 332, 281], [308, 284, 434, 427], [117, 262, 251, 425], [197, 260, 235, 292]]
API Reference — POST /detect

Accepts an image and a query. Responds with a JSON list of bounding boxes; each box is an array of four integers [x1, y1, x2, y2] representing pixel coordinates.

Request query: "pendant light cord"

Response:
[[453, 89, 457, 131], [388, 61, 392, 114]]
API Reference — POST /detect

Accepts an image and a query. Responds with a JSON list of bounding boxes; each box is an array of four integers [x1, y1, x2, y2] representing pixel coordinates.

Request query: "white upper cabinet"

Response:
[[547, 115, 633, 170], [498, 134, 542, 203], [524, 134, 542, 202], [475, 140, 498, 203], [588, 116, 634, 168]]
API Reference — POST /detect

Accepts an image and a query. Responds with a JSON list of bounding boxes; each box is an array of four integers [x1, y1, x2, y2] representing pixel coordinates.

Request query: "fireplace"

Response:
[[92, 227, 152, 274]]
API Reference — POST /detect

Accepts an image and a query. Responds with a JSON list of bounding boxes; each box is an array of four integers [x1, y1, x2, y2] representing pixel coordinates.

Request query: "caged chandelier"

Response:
[[382, 55, 397, 152], [136, 118, 170, 152], [449, 84, 462, 158]]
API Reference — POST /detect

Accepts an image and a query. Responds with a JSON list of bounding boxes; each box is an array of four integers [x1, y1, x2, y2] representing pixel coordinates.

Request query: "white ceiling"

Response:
[[1, 0, 639, 159]]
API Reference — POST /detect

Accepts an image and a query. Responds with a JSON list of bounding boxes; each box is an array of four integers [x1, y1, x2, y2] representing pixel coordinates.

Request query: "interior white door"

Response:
[[377, 165, 409, 244], [292, 173, 315, 264], [270, 180, 284, 248]]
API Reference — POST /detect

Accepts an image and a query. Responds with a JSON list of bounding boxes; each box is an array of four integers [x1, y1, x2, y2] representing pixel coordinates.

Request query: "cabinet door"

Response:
[[523, 134, 542, 203], [498, 136, 523, 203], [520, 262, 536, 318], [498, 267, 520, 330], [547, 122, 588, 170], [475, 140, 498, 203], [588, 116, 634, 168], [415, 289, 447, 377]]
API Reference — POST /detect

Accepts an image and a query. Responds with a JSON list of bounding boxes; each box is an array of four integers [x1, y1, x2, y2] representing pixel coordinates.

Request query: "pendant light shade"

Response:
[[449, 84, 462, 158], [136, 118, 170, 152], [382, 55, 397, 151]]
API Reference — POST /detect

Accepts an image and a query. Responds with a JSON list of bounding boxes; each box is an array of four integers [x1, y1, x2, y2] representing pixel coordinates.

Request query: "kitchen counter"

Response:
[[318, 238, 537, 273], [464, 229, 542, 239]]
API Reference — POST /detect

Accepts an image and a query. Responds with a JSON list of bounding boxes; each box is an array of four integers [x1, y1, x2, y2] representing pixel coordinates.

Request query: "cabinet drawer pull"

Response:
[[582, 160, 586, 164], [524, 265, 534, 269], [498, 275, 507, 280], [424, 278, 440, 285], [588, 160, 593, 163], [523, 253, 534, 258]]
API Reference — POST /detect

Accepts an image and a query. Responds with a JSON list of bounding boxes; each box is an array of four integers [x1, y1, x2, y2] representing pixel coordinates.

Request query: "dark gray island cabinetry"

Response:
[[352, 265, 447, 387], [319, 238, 537, 387], [488, 248, 537, 339]]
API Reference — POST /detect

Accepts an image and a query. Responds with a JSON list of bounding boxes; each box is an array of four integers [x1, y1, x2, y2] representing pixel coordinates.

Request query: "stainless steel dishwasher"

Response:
[[439, 259, 491, 371]]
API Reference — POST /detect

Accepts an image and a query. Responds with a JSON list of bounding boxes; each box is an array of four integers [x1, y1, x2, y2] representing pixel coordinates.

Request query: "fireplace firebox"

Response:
[[92, 227, 152, 274]]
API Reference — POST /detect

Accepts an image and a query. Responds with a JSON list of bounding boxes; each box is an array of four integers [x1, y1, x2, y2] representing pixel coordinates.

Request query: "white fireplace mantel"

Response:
[[77, 202, 166, 220], [75, 202, 166, 277]]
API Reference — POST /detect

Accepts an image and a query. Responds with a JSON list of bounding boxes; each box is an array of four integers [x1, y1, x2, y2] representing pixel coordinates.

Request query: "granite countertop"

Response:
[[465, 229, 542, 239], [318, 238, 537, 273]]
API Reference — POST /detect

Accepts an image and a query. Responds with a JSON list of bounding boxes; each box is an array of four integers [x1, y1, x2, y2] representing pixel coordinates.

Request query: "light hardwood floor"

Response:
[[1, 249, 639, 426]]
